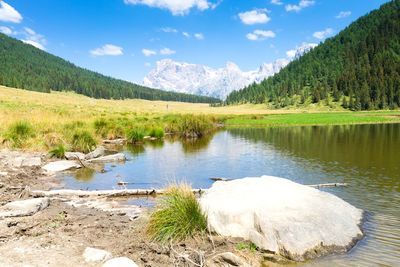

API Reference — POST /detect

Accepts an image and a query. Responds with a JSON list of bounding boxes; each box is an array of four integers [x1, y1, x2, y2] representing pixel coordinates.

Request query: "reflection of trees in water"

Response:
[[126, 144, 145, 157], [145, 139, 164, 149], [74, 167, 96, 182], [181, 133, 214, 154], [228, 124, 400, 183]]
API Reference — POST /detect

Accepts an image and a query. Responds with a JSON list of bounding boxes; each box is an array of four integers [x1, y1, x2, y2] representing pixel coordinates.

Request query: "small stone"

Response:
[[83, 247, 112, 262], [85, 146, 106, 160], [86, 153, 126, 163], [209, 252, 252, 267], [102, 257, 139, 267], [0, 172, 8, 177], [0, 198, 50, 218], [42, 160, 81, 172], [65, 152, 85, 161]]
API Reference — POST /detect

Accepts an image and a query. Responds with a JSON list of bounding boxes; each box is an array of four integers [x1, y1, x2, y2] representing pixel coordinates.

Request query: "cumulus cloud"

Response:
[[285, 0, 314, 12], [194, 33, 204, 40], [160, 47, 176, 55], [142, 48, 157, 56], [124, 0, 219, 16], [90, 44, 123, 56], [182, 32, 190, 38], [336, 11, 351, 19], [0, 25, 14, 35], [0, 2, 22, 23], [239, 9, 270, 25], [22, 27, 46, 50], [271, 0, 283, 5], [246, 30, 275, 41], [161, 27, 178, 33], [313, 28, 333, 39]]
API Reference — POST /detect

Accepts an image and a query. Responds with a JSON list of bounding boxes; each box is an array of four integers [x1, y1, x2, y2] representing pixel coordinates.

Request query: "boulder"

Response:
[[208, 252, 253, 267], [86, 153, 126, 163], [200, 176, 364, 261], [0, 198, 49, 218], [103, 139, 126, 145], [65, 152, 85, 161], [85, 146, 106, 160], [42, 160, 81, 172], [102, 257, 138, 267], [83, 247, 112, 262]]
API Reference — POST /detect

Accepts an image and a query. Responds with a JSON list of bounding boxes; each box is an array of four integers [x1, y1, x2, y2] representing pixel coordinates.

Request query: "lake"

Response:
[[63, 123, 400, 266]]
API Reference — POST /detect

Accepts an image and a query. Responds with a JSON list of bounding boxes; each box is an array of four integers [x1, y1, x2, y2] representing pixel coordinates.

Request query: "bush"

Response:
[[6, 121, 34, 147], [126, 128, 145, 143], [71, 130, 97, 153], [146, 184, 207, 243], [169, 115, 213, 138], [148, 127, 164, 139], [49, 144, 66, 158]]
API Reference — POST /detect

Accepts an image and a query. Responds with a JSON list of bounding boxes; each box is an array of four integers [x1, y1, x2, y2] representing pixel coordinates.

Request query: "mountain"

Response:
[[143, 43, 316, 100], [226, 0, 400, 110], [0, 33, 220, 104]]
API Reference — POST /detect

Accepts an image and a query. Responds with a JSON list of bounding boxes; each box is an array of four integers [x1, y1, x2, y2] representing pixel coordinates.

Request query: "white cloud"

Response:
[[124, 0, 217, 15], [271, 0, 283, 5], [90, 44, 123, 56], [336, 11, 351, 19], [286, 49, 296, 58], [0, 2, 22, 23], [286, 42, 317, 58], [142, 48, 157, 56], [239, 9, 270, 25], [161, 27, 178, 33], [313, 28, 333, 39], [182, 32, 190, 38], [285, 0, 315, 12], [22, 27, 47, 50], [246, 30, 275, 41], [160, 47, 176, 55], [0, 25, 14, 35], [194, 33, 204, 40]]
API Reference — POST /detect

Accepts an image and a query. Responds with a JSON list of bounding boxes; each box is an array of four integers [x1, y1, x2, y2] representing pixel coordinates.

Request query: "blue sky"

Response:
[[0, 0, 389, 83]]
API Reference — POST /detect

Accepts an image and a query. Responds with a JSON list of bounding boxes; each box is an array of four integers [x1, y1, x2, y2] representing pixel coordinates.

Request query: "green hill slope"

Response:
[[0, 33, 220, 104], [226, 0, 400, 110]]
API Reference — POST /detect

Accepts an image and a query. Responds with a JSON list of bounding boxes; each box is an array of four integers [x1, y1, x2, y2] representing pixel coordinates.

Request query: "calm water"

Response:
[[63, 124, 400, 266]]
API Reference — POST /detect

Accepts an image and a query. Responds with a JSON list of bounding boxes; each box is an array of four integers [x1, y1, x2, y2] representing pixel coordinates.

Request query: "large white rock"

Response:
[[83, 247, 112, 262], [102, 257, 138, 267], [200, 176, 364, 261], [86, 153, 126, 163], [65, 152, 85, 161], [85, 146, 106, 160], [42, 160, 81, 172], [0, 198, 49, 218]]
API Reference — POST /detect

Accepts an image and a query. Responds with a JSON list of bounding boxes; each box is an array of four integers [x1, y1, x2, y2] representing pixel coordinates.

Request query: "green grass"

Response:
[[49, 143, 66, 159], [236, 241, 257, 252], [5, 121, 35, 148], [168, 114, 214, 138], [71, 130, 97, 153], [148, 127, 164, 138], [224, 111, 400, 127], [146, 184, 207, 243], [126, 128, 145, 143]]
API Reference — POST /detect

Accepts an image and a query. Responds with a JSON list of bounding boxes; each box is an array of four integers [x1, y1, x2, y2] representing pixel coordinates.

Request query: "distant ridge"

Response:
[[226, 0, 400, 110], [0, 33, 220, 104]]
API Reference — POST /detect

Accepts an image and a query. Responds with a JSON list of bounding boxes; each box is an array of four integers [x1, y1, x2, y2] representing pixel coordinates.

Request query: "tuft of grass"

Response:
[[126, 128, 145, 143], [236, 241, 257, 252], [93, 118, 109, 137], [146, 184, 207, 243], [49, 143, 66, 158], [5, 121, 35, 147], [71, 130, 97, 153], [169, 115, 213, 138], [148, 127, 164, 139]]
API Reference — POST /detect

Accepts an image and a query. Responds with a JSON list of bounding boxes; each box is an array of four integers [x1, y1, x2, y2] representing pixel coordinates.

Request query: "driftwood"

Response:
[[210, 178, 347, 188], [30, 188, 207, 198]]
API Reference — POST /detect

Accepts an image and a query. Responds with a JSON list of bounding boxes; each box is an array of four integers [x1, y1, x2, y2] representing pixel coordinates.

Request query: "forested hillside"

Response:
[[0, 34, 220, 104], [226, 0, 400, 110]]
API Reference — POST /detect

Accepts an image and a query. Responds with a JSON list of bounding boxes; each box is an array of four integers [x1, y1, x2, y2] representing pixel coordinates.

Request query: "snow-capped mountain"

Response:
[[143, 43, 317, 100]]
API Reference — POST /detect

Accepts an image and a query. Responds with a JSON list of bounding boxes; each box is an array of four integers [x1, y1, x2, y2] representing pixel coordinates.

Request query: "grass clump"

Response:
[[148, 127, 164, 139], [49, 143, 66, 158], [93, 118, 109, 137], [126, 128, 145, 143], [236, 241, 257, 252], [5, 121, 35, 147], [146, 184, 207, 243], [169, 115, 213, 138], [71, 130, 97, 153]]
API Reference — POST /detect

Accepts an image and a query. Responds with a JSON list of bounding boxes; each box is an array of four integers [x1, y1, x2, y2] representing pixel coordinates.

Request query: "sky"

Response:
[[0, 0, 390, 83]]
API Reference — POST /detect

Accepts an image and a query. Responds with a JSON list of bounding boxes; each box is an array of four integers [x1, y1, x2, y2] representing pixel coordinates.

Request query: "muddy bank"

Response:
[[0, 150, 280, 267]]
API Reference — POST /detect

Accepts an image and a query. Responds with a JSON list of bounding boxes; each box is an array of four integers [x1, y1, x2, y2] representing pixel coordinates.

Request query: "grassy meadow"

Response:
[[1, 85, 400, 152]]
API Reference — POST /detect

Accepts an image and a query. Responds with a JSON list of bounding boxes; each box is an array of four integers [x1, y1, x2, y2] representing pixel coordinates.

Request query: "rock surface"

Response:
[[86, 153, 126, 163], [102, 257, 138, 267], [200, 176, 364, 261], [85, 146, 106, 160], [83, 247, 112, 262], [65, 152, 85, 161], [0, 198, 49, 218], [42, 160, 82, 172], [209, 252, 253, 267]]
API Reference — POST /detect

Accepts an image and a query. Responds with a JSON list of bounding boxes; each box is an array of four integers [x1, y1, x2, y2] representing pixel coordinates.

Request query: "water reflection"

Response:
[[74, 167, 96, 182]]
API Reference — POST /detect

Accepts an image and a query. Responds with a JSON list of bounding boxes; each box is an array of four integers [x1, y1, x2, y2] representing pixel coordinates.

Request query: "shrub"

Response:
[[71, 130, 97, 153], [146, 184, 207, 243], [6, 121, 34, 147], [148, 127, 164, 139], [49, 144, 66, 158], [126, 128, 145, 143], [175, 115, 213, 138]]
